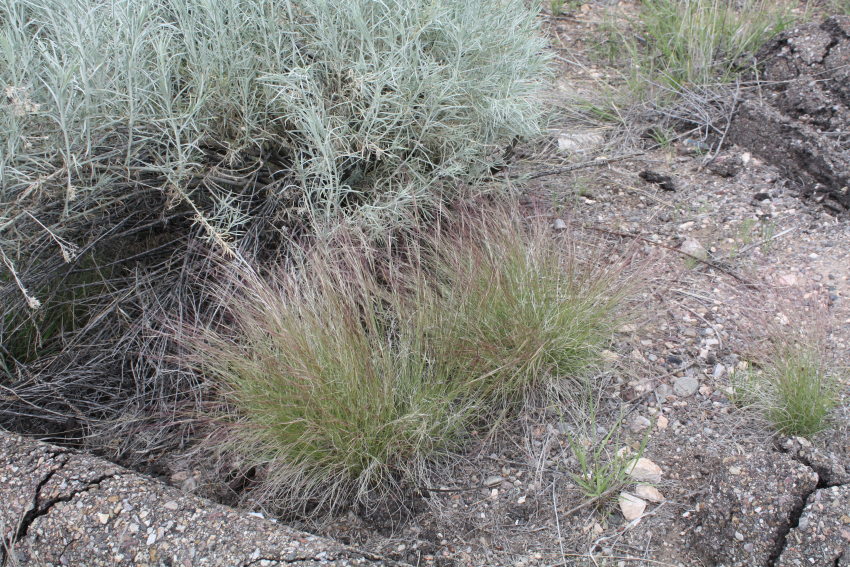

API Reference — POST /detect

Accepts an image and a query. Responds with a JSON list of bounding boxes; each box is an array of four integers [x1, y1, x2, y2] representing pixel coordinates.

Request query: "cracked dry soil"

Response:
[[0, 433, 397, 566], [280, 7, 850, 567], [3, 4, 849, 567]]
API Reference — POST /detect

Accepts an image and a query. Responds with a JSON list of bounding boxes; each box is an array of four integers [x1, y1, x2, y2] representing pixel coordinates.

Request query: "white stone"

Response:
[[557, 131, 605, 154], [679, 238, 707, 259], [634, 483, 665, 503], [627, 457, 663, 483], [618, 492, 647, 521]]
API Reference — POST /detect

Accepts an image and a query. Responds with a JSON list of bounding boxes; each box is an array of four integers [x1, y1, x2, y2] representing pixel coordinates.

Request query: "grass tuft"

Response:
[[730, 344, 841, 437], [418, 206, 632, 408], [762, 345, 841, 437], [633, 0, 796, 90], [185, 201, 635, 512], [575, 0, 797, 142], [610, 0, 797, 99], [189, 238, 473, 512]]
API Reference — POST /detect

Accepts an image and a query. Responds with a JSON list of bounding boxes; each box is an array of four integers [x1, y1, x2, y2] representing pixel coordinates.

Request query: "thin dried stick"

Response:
[[516, 152, 646, 180], [580, 225, 756, 287]]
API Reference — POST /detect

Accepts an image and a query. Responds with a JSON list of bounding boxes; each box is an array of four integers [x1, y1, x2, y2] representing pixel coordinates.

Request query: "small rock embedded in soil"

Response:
[[673, 375, 699, 397], [627, 458, 663, 483], [557, 130, 605, 155], [634, 484, 664, 503], [629, 415, 651, 433], [706, 155, 743, 178], [679, 238, 707, 260], [639, 170, 677, 192], [618, 492, 647, 521]]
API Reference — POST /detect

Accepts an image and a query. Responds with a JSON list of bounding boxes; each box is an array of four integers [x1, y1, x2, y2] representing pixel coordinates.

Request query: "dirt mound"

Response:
[[728, 16, 850, 212]]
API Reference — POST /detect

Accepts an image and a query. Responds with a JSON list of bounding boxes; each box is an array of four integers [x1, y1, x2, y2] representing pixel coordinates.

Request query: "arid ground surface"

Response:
[[254, 4, 850, 566], [3, 2, 849, 567]]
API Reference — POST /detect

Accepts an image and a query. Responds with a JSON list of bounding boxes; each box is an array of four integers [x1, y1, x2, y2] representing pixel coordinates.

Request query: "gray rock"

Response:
[[673, 375, 699, 397], [655, 383, 672, 404], [679, 238, 707, 259], [629, 415, 652, 433]]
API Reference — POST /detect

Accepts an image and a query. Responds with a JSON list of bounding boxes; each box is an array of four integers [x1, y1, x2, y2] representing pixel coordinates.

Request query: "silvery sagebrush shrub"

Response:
[[1, 0, 547, 237], [0, 0, 548, 446]]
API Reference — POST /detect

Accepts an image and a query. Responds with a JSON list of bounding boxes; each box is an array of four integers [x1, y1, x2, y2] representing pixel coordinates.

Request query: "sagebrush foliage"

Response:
[[1, 0, 546, 235], [0, 0, 547, 445]]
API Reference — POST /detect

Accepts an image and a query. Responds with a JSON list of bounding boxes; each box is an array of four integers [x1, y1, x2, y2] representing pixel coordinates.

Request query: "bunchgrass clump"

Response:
[[762, 345, 840, 436], [563, 1, 797, 155], [187, 202, 635, 512], [728, 365, 762, 408], [626, 0, 796, 93], [190, 239, 475, 513], [730, 344, 841, 437], [419, 207, 631, 408]]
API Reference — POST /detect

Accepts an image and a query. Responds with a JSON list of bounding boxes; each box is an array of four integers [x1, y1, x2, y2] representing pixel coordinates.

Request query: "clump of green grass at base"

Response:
[[419, 207, 630, 409], [192, 241, 475, 513], [595, 0, 796, 105], [189, 205, 633, 513], [567, 414, 647, 507], [763, 346, 841, 437], [639, 0, 795, 87], [731, 344, 841, 437]]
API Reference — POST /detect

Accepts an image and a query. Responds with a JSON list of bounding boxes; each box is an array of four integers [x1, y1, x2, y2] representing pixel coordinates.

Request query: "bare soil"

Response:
[[287, 5, 850, 566], [157, 4, 850, 566]]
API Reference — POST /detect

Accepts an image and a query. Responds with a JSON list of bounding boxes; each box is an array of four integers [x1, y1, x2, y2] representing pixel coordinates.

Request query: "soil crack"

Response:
[[14, 461, 121, 542], [766, 450, 825, 567]]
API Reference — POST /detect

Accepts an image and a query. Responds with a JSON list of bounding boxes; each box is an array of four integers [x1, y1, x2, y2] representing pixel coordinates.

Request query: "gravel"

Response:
[[0, 431, 402, 567]]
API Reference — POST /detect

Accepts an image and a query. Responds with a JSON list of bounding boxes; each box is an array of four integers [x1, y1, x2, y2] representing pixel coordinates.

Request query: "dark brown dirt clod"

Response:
[[728, 16, 850, 212]]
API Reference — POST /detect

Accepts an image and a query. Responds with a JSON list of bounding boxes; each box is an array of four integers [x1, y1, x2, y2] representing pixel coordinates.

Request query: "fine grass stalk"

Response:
[[762, 345, 841, 436], [185, 202, 637, 513], [417, 205, 633, 408], [189, 240, 475, 512]]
